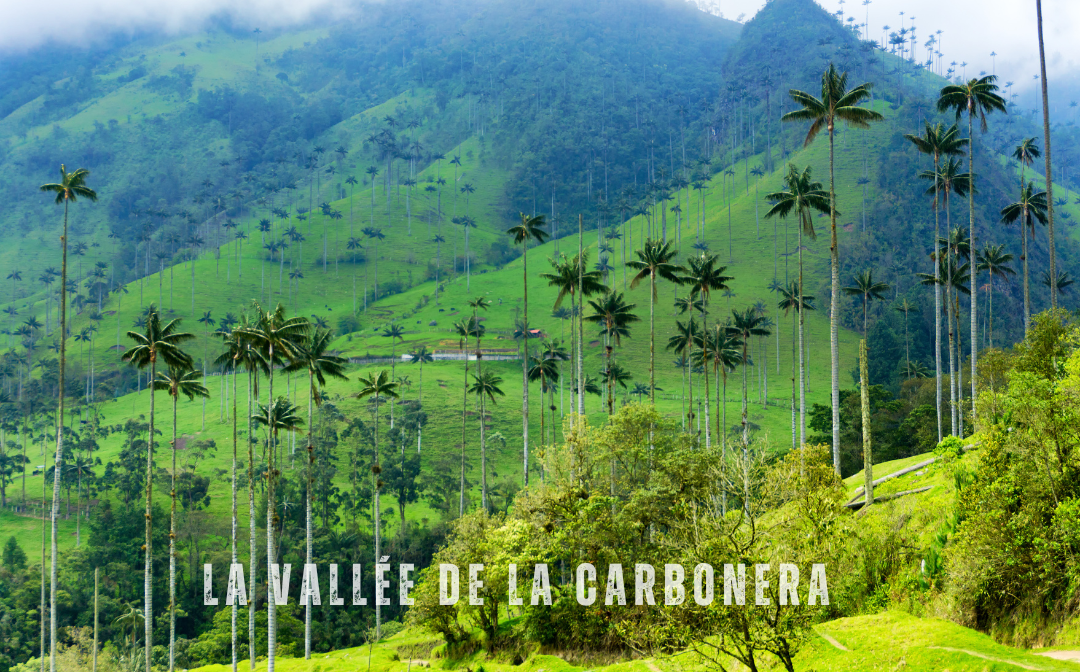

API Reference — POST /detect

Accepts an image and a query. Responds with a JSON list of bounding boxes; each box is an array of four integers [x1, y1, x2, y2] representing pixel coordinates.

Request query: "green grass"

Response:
[[177, 610, 1080, 671]]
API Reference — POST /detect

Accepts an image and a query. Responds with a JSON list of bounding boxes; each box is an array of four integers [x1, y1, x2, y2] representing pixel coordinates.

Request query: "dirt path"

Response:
[[1036, 651, 1080, 663], [928, 646, 1043, 670], [818, 633, 850, 652]]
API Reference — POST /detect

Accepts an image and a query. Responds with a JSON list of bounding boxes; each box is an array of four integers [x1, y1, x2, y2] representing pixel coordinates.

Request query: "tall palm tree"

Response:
[[627, 239, 684, 401], [905, 122, 967, 443], [381, 324, 405, 428], [937, 75, 1007, 429], [907, 122, 967, 442], [783, 65, 883, 474], [540, 253, 608, 419], [679, 252, 733, 322], [527, 353, 560, 450], [121, 306, 194, 672], [584, 292, 640, 417], [694, 326, 742, 512], [407, 347, 434, 453], [1001, 182, 1048, 335], [1035, 0, 1058, 309], [284, 328, 347, 659], [667, 317, 701, 433], [778, 282, 814, 452], [764, 165, 830, 445], [728, 308, 771, 453], [506, 213, 549, 486], [843, 270, 890, 335], [469, 370, 504, 510], [355, 370, 398, 640], [235, 303, 309, 672], [1041, 269, 1072, 294], [38, 165, 96, 672], [453, 318, 478, 515], [975, 244, 1015, 347], [152, 365, 208, 672], [212, 330, 250, 672], [894, 299, 916, 377]]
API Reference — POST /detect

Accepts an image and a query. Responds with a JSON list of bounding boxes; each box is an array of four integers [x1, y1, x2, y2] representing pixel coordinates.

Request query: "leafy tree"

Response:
[[468, 370, 504, 511], [843, 270, 890, 336]]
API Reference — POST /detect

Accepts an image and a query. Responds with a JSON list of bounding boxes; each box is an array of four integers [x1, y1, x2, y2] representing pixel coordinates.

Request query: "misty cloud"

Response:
[[0, 0, 360, 52]]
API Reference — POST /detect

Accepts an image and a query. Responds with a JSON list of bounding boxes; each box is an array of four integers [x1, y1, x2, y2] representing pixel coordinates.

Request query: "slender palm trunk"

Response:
[[1022, 208, 1030, 335], [417, 362, 423, 453], [373, 393, 382, 641], [966, 113, 978, 428], [702, 350, 711, 449], [169, 392, 178, 672], [459, 346, 469, 516], [798, 224, 807, 447], [266, 344, 276, 672], [144, 357, 156, 672], [933, 153, 943, 444], [577, 216, 585, 417], [230, 364, 238, 672], [304, 371, 314, 660], [1036, 0, 1057, 309], [828, 125, 841, 474], [522, 244, 530, 486], [49, 200, 70, 672], [860, 339, 873, 506], [247, 368, 256, 670], [947, 276, 957, 436], [721, 369, 729, 515], [791, 310, 797, 455]]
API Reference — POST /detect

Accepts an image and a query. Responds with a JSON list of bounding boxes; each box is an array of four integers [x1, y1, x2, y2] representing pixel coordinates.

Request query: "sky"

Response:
[[0, 0, 1077, 95], [710, 0, 1080, 94]]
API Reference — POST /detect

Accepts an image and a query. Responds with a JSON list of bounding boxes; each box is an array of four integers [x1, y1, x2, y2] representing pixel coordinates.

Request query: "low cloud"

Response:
[[0, 0, 358, 52]]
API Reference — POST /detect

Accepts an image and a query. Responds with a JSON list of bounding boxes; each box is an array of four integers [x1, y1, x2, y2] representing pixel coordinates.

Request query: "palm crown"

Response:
[[782, 64, 884, 146], [122, 306, 195, 371], [764, 164, 832, 240]]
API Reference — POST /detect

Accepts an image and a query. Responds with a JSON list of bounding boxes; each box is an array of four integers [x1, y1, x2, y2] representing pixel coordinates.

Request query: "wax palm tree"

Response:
[[235, 303, 309, 671], [381, 324, 405, 428], [783, 64, 883, 474], [728, 308, 771, 452], [1001, 182, 1048, 335], [906, 122, 968, 444], [212, 329, 250, 671], [528, 354, 560, 449], [938, 75, 1007, 427], [355, 370, 398, 639], [362, 228, 385, 301], [469, 371, 504, 511], [284, 328, 347, 659], [627, 239, 684, 401], [1041, 269, 1071, 294], [694, 326, 742, 511], [453, 318, 478, 515], [584, 292, 639, 416], [121, 306, 194, 672], [893, 299, 916, 377], [765, 164, 830, 447], [506, 214, 549, 486], [975, 244, 1015, 347], [778, 282, 815, 452], [153, 365, 208, 672], [843, 270, 890, 335], [540, 252, 609, 417], [407, 347, 434, 453], [679, 252, 733, 320], [1012, 138, 1040, 189], [1031, 0, 1058, 308], [667, 318, 701, 432], [39, 164, 96, 671]]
